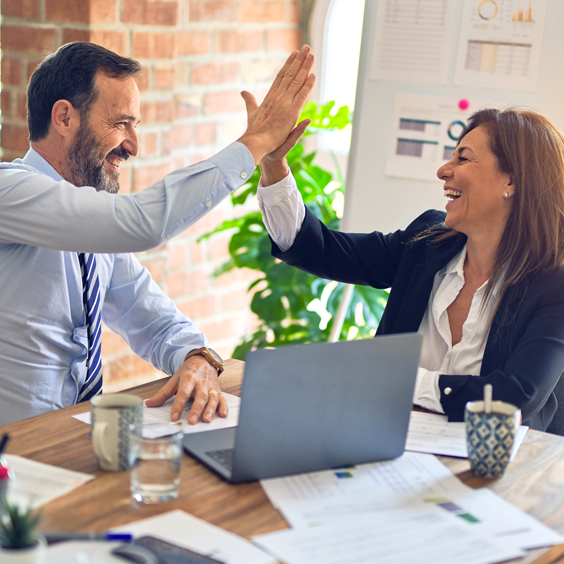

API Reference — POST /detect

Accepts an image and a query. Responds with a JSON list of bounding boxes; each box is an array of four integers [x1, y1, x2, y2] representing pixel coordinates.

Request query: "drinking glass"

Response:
[[129, 427, 183, 504]]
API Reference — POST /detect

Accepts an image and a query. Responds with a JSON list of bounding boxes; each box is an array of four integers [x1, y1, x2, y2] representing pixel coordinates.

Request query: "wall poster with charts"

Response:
[[454, 0, 547, 92]]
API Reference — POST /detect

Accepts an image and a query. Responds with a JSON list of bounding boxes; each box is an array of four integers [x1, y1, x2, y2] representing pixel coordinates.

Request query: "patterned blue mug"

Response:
[[465, 400, 521, 479]]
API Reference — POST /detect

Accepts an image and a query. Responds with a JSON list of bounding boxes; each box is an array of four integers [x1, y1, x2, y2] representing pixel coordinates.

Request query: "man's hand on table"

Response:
[[145, 355, 227, 424]]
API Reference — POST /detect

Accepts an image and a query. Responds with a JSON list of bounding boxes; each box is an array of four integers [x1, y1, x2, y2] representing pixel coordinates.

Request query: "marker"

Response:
[[45, 532, 133, 543], [0, 434, 9, 456]]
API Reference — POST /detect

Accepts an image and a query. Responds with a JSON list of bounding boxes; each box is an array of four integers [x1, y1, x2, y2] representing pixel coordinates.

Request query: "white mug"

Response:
[[90, 394, 143, 472]]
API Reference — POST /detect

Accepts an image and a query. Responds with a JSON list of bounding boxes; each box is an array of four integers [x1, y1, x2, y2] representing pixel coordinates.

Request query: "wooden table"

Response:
[[3, 358, 564, 562]]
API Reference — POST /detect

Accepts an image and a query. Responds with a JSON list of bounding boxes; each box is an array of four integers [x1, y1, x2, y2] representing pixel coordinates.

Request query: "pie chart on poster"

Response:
[[478, 0, 498, 20]]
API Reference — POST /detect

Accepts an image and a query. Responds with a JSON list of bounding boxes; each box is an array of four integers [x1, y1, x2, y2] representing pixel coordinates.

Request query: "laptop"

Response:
[[182, 333, 422, 483]]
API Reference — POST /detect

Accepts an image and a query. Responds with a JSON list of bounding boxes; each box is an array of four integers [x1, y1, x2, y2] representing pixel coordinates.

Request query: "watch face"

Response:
[[208, 348, 223, 364]]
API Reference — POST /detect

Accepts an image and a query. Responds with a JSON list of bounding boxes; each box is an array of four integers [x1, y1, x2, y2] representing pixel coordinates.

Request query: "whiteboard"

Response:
[[343, 0, 564, 234]]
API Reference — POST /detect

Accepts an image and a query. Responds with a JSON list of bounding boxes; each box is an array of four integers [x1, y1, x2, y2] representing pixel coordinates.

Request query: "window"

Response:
[[311, 0, 365, 155]]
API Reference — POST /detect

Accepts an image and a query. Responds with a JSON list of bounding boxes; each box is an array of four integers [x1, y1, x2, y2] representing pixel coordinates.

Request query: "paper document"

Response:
[[370, 0, 457, 84], [406, 411, 528, 459], [261, 452, 471, 528], [4, 454, 94, 509], [454, 0, 548, 92], [253, 505, 525, 564], [46, 510, 275, 564], [73, 393, 240, 438]]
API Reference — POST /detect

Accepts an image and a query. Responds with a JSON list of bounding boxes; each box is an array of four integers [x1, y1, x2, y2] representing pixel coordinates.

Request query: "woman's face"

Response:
[[436, 126, 513, 238]]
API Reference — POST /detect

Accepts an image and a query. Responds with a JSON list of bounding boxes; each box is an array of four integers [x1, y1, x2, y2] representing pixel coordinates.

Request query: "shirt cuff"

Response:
[[257, 172, 297, 206], [413, 367, 444, 414], [208, 142, 256, 190]]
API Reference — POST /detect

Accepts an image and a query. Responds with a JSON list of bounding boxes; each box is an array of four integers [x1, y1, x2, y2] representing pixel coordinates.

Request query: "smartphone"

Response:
[[112, 535, 225, 564]]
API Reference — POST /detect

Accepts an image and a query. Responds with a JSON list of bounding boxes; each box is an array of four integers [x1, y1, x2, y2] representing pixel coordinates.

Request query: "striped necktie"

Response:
[[77, 253, 103, 402]]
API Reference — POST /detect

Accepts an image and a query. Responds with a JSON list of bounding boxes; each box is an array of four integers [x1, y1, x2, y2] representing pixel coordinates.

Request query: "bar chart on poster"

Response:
[[342, 0, 564, 234]]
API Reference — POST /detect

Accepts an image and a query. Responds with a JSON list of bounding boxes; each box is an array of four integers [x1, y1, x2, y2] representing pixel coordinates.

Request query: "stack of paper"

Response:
[[4, 454, 94, 508], [254, 452, 562, 564], [73, 393, 241, 438], [406, 411, 528, 459]]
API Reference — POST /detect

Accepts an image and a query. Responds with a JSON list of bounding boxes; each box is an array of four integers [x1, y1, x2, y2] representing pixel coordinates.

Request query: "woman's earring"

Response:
[[503, 192, 509, 198]]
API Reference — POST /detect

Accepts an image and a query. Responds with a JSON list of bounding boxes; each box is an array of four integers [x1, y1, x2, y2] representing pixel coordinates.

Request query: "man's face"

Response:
[[66, 73, 141, 194]]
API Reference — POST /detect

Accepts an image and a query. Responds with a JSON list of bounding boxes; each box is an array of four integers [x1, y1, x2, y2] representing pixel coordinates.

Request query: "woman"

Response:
[[256, 107, 564, 432]]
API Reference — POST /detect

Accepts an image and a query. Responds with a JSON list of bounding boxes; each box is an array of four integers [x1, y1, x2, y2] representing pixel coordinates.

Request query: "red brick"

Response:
[[134, 69, 150, 92], [215, 30, 262, 54], [172, 123, 192, 148], [154, 65, 175, 90], [190, 240, 206, 264], [101, 330, 129, 357], [188, 0, 236, 21], [133, 32, 175, 59], [189, 152, 212, 164], [209, 234, 230, 261], [106, 353, 155, 383], [172, 155, 187, 170], [162, 130, 172, 156], [46, 0, 89, 23], [177, 295, 217, 320], [2, 25, 56, 56], [89, 31, 128, 57], [174, 62, 188, 87], [175, 31, 210, 56], [174, 94, 200, 118], [220, 288, 252, 313], [121, 0, 179, 25], [1, 124, 29, 152], [16, 93, 27, 121], [240, 0, 284, 22], [290, 1, 300, 23], [62, 28, 90, 45], [195, 122, 216, 145], [90, 0, 118, 23], [3, 0, 40, 19], [191, 61, 238, 85], [118, 166, 133, 194], [26, 60, 42, 81], [1, 92, 12, 118], [133, 161, 173, 192], [141, 132, 158, 156], [140, 100, 173, 124], [242, 58, 283, 83], [168, 243, 188, 269], [197, 317, 242, 343], [266, 29, 301, 52], [1, 58, 21, 86], [139, 257, 167, 283], [204, 90, 243, 115]]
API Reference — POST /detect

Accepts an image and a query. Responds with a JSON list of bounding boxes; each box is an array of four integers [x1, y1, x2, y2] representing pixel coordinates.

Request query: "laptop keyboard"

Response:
[[205, 448, 235, 471]]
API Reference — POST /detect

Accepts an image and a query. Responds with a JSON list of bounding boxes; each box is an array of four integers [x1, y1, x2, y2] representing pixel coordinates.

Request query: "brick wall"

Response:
[[1, 0, 303, 392]]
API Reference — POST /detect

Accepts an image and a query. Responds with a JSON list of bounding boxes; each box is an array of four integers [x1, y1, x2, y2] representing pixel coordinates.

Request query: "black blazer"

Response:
[[272, 209, 564, 431]]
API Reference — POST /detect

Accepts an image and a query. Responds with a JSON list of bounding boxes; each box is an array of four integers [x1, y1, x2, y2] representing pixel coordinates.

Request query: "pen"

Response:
[[45, 532, 133, 543], [0, 434, 9, 456]]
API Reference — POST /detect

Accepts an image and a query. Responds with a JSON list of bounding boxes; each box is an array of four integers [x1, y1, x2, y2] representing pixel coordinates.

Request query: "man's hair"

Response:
[[27, 42, 142, 142]]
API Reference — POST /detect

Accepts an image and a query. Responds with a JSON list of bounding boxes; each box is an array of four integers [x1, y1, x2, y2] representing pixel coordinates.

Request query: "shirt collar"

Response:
[[22, 148, 64, 182], [437, 242, 502, 298], [439, 244, 467, 277]]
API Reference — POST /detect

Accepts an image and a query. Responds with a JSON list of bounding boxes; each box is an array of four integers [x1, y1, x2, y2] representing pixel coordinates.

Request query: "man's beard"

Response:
[[66, 122, 129, 194]]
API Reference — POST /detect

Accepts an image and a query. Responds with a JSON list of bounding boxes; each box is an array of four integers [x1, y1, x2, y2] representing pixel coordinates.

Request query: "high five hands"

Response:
[[238, 45, 316, 168]]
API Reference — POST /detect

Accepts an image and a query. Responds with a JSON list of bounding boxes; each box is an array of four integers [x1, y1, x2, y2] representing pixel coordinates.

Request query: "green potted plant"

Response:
[[0, 495, 45, 563]]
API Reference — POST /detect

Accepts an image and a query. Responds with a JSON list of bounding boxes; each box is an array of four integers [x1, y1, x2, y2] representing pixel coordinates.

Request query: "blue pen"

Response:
[[45, 532, 133, 543]]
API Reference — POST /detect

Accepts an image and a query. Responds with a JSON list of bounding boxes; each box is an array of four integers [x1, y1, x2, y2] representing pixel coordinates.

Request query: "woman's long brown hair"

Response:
[[414, 107, 564, 318]]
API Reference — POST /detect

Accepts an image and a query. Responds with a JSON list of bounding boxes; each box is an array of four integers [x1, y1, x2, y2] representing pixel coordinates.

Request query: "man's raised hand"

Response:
[[237, 45, 315, 165]]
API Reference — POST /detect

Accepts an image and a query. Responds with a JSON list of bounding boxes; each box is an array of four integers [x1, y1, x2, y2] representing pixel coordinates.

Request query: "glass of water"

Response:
[[129, 426, 183, 504]]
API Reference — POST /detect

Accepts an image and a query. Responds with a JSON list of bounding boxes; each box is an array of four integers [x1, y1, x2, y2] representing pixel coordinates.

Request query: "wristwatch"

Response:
[[184, 347, 224, 376]]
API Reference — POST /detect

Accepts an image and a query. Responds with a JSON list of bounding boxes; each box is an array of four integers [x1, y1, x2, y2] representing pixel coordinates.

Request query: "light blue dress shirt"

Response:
[[0, 143, 255, 425]]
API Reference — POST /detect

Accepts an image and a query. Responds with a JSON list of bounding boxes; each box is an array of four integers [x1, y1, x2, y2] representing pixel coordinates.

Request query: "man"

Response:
[[0, 42, 315, 426]]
